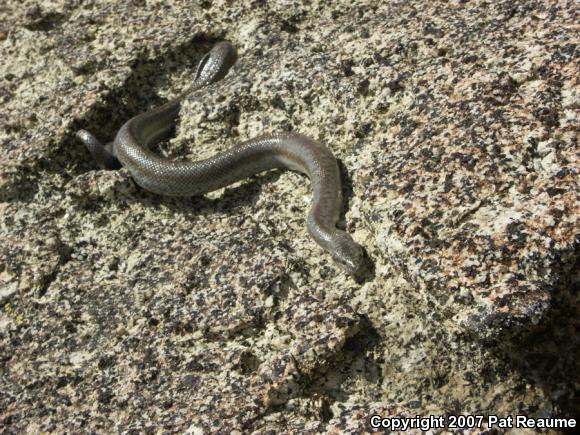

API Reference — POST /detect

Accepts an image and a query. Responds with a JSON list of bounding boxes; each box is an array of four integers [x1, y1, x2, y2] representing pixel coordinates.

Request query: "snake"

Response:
[[76, 42, 364, 275]]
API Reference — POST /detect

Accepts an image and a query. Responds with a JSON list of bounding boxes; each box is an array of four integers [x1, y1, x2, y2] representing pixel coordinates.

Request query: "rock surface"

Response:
[[1, 0, 578, 432]]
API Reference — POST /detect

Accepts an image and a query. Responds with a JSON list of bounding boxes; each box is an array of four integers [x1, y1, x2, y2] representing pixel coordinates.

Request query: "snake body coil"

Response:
[[77, 42, 364, 275]]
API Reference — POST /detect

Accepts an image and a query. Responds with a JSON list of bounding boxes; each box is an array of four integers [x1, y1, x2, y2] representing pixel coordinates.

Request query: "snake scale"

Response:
[[77, 42, 364, 275]]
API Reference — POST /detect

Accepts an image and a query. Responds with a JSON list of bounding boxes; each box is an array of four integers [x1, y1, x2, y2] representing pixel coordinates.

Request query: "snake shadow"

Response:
[[337, 159, 375, 283]]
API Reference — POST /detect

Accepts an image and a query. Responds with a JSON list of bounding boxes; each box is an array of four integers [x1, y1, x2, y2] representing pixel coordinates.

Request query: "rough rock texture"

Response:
[[0, 0, 578, 432]]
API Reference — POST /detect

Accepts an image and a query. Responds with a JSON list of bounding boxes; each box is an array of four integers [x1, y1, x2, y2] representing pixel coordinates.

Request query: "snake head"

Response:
[[330, 230, 365, 276]]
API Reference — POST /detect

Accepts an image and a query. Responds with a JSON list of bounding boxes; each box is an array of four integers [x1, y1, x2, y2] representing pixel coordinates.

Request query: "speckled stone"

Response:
[[1, 0, 578, 432]]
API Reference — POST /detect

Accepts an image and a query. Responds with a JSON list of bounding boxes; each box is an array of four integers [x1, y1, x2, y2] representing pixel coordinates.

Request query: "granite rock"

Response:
[[1, 0, 578, 432]]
